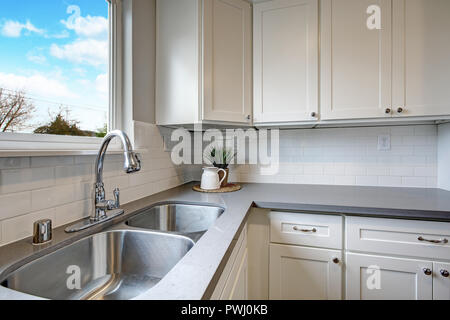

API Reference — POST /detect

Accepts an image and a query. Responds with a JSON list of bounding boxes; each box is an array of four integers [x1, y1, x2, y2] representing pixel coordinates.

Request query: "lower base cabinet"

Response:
[[211, 225, 248, 300], [346, 253, 433, 300], [269, 244, 342, 300], [433, 262, 450, 300], [221, 249, 248, 300]]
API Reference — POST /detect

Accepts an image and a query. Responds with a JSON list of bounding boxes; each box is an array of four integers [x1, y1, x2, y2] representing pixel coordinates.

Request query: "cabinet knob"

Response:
[[441, 270, 449, 278], [311, 112, 317, 118], [246, 115, 251, 121], [397, 107, 404, 114], [385, 108, 392, 114], [333, 258, 340, 264], [423, 268, 432, 276]]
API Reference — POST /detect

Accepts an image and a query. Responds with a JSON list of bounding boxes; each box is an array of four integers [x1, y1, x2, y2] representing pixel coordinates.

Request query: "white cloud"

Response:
[[45, 30, 70, 39], [1, 20, 44, 38], [73, 67, 87, 76], [26, 51, 47, 65], [95, 73, 108, 95], [50, 39, 108, 67], [0, 72, 78, 100], [61, 5, 108, 39]]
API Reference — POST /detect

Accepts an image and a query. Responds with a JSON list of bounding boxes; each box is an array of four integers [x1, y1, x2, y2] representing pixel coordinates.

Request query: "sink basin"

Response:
[[1, 230, 194, 300], [126, 203, 225, 234]]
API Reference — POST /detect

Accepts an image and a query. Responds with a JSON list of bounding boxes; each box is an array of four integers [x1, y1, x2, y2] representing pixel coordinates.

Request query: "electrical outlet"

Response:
[[378, 134, 391, 151]]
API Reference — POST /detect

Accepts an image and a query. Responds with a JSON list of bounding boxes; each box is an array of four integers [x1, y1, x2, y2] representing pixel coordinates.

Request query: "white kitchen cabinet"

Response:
[[321, 0, 392, 120], [321, 0, 450, 121], [269, 244, 342, 300], [346, 253, 433, 300], [433, 262, 450, 300], [211, 225, 248, 300], [253, 0, 319, 124], [221, 248, 248, 300], [392, 0, 450, 118], [156, 0, 252, 126]]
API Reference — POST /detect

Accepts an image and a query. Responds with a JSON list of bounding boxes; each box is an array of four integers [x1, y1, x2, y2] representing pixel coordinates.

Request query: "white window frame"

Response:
[[0, 0, 123, 157]]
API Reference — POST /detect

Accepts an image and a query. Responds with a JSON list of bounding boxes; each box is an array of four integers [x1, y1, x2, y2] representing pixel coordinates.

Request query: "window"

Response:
[[0, 0, 116, 147]]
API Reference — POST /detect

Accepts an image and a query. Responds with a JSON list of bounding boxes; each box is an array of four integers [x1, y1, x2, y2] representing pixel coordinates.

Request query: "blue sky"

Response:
[[0, 0, 109, 132]]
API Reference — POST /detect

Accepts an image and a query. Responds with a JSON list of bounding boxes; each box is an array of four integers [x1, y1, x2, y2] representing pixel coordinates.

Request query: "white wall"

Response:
[[438, 123, 450, 191], [221, 125, 437, 188]]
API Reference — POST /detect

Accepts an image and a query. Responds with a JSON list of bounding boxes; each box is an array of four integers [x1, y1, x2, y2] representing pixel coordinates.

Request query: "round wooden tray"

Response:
[[193, 183, 242, 193]]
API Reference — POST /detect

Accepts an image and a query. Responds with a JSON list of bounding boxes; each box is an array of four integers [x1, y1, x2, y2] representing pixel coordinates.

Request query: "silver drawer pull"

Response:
[[418, 236, 448, 244], [293, 226, 317, 233]]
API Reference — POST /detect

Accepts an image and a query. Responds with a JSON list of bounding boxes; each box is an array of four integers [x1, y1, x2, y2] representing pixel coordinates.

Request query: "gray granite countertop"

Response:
[[1, 182, 450, 300]]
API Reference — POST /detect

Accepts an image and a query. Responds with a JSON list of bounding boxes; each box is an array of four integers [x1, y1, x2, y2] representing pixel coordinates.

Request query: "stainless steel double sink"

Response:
[[0, 203, 224, 300]]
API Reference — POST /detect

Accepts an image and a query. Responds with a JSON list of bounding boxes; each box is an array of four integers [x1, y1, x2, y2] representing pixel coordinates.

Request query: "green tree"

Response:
[[96, 124, 108, 138], [34, 109, 91, 137]]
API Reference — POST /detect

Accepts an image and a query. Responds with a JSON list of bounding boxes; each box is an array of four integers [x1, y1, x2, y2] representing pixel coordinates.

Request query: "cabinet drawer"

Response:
[[346, 216, 450, 260], [270, 212, 343, 249]]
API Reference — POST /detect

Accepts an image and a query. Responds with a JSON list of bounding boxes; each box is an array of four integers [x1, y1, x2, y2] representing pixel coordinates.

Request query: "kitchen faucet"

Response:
[[65, 130, 141, 233]]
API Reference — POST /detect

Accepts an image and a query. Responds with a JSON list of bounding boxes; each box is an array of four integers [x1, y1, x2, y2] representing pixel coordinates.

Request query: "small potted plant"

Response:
[[205, 146, 236, 187]]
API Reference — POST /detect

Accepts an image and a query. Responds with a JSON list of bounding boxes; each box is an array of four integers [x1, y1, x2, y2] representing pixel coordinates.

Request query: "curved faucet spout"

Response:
[[66, 130, 142, 231], [95, 130, 141, 185]]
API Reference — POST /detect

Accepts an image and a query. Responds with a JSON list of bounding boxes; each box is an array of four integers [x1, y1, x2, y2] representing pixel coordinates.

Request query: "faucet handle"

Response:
[[113, 188, 120, 209]]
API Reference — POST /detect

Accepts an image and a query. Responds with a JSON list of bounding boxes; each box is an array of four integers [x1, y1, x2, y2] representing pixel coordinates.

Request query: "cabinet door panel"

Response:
[[203, 0, 252, 123], [346, 253, 432, 300], [321, 0, 392, 120], [254, 0, 318, 123], [228, 251, 248, 300], [433, 262, 450, 300], [393, 0, 450, 117], [269, 244, 342, 300]]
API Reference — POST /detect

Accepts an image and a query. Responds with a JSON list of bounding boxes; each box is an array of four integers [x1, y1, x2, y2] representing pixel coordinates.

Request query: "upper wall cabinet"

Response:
[[321, 0, 392, 121], [321, 0, 450, 121], [156, 0, 252, 126], [253, 0, 319, 124], [392, 0, 450, 118]]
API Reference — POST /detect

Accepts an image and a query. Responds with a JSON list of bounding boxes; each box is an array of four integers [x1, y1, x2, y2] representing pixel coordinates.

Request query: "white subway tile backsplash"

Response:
[[414, 125, 437, 136], [414, 166, 437, 177], [356, 176, 379, 186], [233, 125, 438, 190], [402, 177, 428, 188], [31, 184, 75, 212], [391, 126, 414, 136], [389, 166, 415, 177], [0, 167, 54, 194], [31, 156, 74, 168], [0, 157, 30, 170], [366, 166, 389, 176], [334, 176, 356, 186], [0, 192, 32, 220], [378, 176, 403, 187], [345, 165, 366, 176], [54, 200, 91, 228], [303, 164, 324, 175], [55, 164, 93, 186], [2, 208, 56, 245]]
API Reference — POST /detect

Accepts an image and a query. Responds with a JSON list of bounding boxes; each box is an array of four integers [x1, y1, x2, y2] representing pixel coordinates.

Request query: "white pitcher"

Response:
[[201, 167, 227, 190]]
